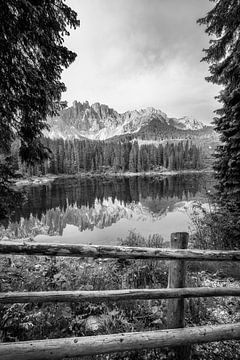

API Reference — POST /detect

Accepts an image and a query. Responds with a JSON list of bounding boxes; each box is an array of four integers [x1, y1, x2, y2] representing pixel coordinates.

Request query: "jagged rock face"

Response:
[[170, 116, 205, 130], [46, 101, 207, 140], [122, 107, 168, 134], [47, 101, 122, 139], [59, 101, 120, 132]]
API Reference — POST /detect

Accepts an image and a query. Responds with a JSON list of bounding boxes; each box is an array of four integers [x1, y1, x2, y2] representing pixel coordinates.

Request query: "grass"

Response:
[[0, 230, 240, 359]]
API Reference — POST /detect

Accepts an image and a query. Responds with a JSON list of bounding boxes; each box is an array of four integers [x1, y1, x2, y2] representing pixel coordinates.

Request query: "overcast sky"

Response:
[[62, 0, 219, 123]]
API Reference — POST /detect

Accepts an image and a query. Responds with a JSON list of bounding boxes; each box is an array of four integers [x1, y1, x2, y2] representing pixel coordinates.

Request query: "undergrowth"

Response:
[[0, 231, 240, 359]]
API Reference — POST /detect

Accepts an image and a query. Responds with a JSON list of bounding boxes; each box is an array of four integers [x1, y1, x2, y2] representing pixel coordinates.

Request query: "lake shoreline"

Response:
[[14, 169, 214, 187]]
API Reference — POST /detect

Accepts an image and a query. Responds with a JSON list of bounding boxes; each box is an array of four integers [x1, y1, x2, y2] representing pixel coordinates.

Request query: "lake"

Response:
[[0, 173, 214, 245]]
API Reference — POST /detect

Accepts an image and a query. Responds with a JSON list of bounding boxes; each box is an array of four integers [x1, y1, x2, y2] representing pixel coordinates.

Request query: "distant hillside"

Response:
[[109, 117, 214, 142]]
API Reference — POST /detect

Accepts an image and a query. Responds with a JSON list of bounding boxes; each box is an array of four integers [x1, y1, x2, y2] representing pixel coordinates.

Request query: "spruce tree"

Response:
[[198, 1, 240, 207], [0, 0, 79, 219], [1, 1, 79, 163]]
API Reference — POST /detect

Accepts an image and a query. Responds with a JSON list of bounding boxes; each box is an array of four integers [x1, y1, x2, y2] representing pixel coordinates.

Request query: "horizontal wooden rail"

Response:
[[1, 323, 240, 360], [1, 241, 240, 261], [1, 287, 240, 304]]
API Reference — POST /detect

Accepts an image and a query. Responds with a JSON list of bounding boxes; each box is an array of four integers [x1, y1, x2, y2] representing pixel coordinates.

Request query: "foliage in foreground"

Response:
[[0, 156, 24, 221], [1, 1, 79, 163], [191, 200, 240, 251], [198, 1, 240, 209], [0, 231, 240, 359], [0, 0, 80, 221]]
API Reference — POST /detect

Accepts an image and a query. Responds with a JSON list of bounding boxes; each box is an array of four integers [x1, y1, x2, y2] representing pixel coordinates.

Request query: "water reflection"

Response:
[[0, 174, 213, 244]]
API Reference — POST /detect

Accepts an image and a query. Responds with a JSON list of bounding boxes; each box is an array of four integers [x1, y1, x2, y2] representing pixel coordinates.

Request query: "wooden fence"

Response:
[[0, 232, 240, 360]]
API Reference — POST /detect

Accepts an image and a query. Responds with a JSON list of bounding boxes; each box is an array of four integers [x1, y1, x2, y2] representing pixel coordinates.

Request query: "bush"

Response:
[[190, 200, 240, 250], [0, 231, 171, 359], [1, 230, 240, 359]]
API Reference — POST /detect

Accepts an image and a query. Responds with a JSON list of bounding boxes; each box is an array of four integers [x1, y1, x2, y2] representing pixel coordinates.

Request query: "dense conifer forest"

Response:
[[11, 138, 203, 176]]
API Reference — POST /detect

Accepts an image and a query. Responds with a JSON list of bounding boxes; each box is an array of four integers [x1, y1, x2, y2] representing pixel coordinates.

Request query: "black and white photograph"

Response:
[[0, 1, 240, 359]]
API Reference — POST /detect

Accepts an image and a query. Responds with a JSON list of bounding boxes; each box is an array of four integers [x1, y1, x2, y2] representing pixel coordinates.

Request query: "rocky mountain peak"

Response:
[[144, 107, 168, 119], [177, 116, 205, 130], [46, 100, 208, 141]]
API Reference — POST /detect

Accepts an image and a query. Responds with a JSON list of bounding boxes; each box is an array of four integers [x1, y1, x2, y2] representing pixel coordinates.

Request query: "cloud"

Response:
[[62, 0, 219, 123]]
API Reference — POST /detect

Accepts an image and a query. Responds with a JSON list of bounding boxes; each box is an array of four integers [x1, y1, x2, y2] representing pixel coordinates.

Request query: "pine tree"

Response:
[[1, 1, 79, 163], [0, 0, 79, 219], [198, 1, 240, 207], [129, 142, 139, 172]]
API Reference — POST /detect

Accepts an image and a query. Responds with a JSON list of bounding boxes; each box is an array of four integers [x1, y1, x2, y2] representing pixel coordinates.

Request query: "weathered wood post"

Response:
[[167, 232, 191, 359]]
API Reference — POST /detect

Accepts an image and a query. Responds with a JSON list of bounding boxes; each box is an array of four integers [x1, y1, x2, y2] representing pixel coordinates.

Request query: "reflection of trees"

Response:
[[7, 174, 209, 224]]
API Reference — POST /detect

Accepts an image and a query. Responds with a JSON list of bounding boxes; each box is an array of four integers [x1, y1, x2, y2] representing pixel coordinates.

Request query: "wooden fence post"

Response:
[[167, 232, 191, 359]]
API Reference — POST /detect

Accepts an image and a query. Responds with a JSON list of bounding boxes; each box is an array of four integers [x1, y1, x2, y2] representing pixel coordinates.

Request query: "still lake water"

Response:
[[1, 174, 214, 245]]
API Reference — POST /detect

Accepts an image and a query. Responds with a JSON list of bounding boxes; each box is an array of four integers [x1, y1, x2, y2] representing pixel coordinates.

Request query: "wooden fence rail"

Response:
[[1, 287, 240, 304], [1, 240, 240, 261], [0, 323, 240, 360], [1, 232, 240, 360]]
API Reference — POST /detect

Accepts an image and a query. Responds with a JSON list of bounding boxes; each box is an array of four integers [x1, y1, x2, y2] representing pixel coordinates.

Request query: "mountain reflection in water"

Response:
[[0, 174, 213, 244]]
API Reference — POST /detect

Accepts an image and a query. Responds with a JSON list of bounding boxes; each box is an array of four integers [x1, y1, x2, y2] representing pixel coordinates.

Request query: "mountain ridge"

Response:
[[45, 100, 212, 141]]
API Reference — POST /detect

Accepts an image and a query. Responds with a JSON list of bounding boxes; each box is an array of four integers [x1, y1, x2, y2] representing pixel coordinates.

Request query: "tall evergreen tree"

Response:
[[0, 0, 79, 219], [129, 142, 139, 172], [198, 1, 240, 207], [1, 0, 80, 163]]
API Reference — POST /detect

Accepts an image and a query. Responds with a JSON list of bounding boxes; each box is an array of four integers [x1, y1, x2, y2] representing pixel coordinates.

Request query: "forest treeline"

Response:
[[12, 138, 203, 176]]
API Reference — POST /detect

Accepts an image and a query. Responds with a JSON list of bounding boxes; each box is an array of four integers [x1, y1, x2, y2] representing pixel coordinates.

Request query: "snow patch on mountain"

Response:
[[176, 116, 205, 130]]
